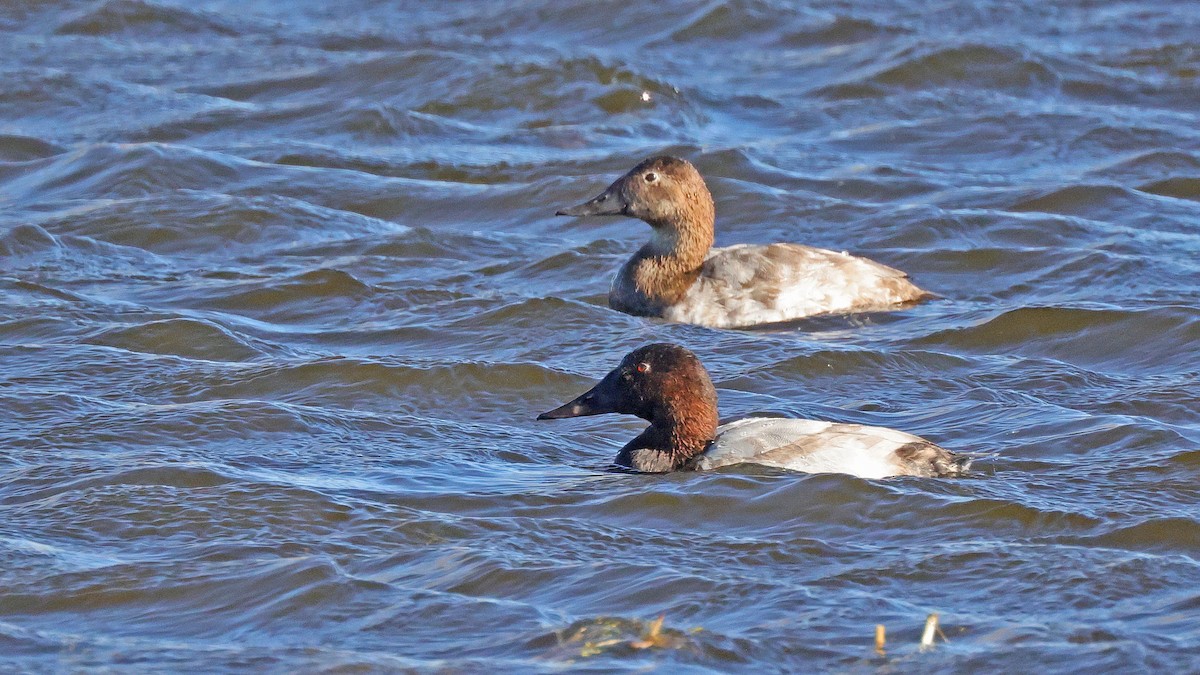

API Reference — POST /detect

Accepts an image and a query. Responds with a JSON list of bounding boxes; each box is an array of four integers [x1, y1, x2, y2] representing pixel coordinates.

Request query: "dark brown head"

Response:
[[538, 342, 719, 437], [556, 157, 716, 234]]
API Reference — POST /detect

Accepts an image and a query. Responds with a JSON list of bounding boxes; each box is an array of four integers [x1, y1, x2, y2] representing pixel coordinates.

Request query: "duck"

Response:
[[556, 156, 933, 328], [537, 343, 967, 478]]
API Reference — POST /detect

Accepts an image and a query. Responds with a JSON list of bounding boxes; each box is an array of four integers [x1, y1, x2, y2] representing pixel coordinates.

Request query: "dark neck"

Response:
[[612, 405, 718, 473]]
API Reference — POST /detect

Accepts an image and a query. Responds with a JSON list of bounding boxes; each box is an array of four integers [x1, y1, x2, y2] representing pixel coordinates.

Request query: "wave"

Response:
[[54, 0, 240, 38]]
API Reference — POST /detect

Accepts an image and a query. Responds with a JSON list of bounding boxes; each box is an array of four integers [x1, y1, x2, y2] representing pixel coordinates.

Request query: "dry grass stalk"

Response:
[[630, 614, 668, 649], [920, 613, 939, 651]]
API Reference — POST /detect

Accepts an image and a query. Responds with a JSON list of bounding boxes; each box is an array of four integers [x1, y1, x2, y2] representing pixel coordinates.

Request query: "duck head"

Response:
[[556, 156, 715, 233], [537, 343, 719, 434]]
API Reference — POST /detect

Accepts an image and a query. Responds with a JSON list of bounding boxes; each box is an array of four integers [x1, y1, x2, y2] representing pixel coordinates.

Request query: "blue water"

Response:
[[1, 0, 1199, 670]]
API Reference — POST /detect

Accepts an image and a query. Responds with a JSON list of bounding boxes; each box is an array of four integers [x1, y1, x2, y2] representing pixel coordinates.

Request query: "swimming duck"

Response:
[[537, 343, 966, 478], [556, 156, 932, 328]]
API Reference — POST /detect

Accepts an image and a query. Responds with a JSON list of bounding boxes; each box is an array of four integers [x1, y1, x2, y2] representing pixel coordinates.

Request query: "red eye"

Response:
[[636, 362, 650, 373]]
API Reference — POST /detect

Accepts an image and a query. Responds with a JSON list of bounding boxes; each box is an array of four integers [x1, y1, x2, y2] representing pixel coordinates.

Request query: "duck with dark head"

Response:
[[538, 343, 967, 478]]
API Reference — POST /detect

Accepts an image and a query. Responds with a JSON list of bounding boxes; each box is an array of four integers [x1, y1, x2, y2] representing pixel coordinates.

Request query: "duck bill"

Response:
[[555, 182, 628, 217], [537, 371, 621, 420]]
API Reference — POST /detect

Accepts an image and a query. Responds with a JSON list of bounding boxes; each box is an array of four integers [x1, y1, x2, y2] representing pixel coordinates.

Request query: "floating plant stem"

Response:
[[920, 613, 939, 651]]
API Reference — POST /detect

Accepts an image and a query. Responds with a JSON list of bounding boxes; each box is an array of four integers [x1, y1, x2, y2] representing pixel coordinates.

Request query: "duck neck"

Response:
[[614, 399, 719, 472], [625, 213, 715, 308], [643, 212, 713, 266]]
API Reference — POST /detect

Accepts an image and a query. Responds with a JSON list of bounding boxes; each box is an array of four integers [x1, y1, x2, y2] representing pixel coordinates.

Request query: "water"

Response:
[[2, 0, 1199, 670]]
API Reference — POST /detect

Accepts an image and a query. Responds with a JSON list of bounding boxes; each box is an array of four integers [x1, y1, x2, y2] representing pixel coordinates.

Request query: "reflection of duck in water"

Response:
[[557, 156, 932, 328], [539, 343, 967, 478]]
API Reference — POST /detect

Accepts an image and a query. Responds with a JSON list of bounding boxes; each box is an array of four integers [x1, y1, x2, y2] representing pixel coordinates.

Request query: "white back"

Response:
[[664, 243, 926, 328], [697, 417, 932, 479]]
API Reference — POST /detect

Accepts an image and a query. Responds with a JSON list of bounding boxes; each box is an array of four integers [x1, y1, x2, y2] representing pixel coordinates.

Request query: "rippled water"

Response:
[[2, 0, 1199, 670]]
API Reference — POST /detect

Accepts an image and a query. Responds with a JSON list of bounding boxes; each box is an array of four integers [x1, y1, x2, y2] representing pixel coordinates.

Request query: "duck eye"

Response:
[[643, 172, 657, 183], [636, 362, 651, 374]]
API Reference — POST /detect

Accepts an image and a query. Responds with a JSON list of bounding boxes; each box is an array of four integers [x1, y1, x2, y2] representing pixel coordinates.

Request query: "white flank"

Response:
[[695, 417, 933, 479]]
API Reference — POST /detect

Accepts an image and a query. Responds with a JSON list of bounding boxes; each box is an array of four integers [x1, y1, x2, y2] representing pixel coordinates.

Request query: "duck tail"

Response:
[[936, 451, 972, 477], [895, 441, 971, 478]]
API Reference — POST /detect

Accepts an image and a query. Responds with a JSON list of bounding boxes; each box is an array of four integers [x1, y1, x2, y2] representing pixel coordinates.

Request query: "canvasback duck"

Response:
[[537, 343, 967, 478], [556, 156, 933, 328]]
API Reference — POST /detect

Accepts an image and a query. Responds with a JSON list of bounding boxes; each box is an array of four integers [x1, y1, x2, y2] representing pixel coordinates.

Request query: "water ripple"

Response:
[[1, 0, 1199, 670]]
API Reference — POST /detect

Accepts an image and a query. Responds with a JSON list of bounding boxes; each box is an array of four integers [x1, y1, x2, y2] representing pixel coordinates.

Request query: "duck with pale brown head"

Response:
[[538, 343, 967, 478], [557, 157, 934, 329]]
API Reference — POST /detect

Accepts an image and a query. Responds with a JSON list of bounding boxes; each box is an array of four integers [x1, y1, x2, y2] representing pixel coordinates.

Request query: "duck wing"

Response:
[[665, 243, 930, 328], [694, 417, 965, 478]]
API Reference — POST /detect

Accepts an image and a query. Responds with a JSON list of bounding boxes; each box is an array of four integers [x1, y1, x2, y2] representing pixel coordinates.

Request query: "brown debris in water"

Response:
[[551, 614, 696, 659]]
